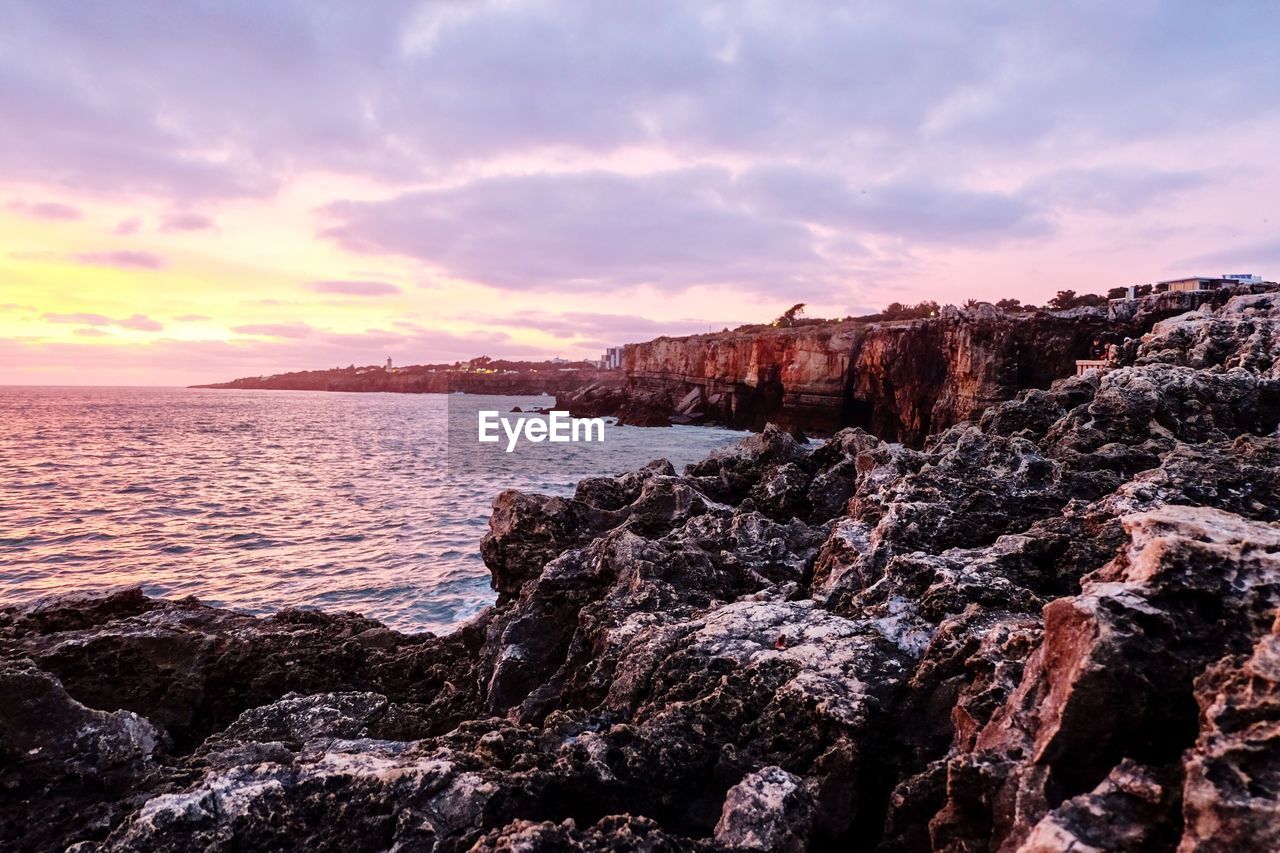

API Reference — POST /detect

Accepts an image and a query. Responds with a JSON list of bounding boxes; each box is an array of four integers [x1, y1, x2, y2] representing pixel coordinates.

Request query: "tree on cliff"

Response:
[[879, 300, 940, 320], [1048, 290, 1107, 310], [773, 303, 806, 327]]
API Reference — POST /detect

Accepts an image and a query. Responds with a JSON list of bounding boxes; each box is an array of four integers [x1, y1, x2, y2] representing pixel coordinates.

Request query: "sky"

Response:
[[2, 1, 1278, 386]]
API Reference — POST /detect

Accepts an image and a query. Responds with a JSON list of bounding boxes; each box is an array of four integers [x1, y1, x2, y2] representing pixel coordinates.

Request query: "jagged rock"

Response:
[[473, 815, 698, 852], [200, 691, 391, 751], [574, 458, 676, 511], [747, 462, 811, 521], [1179, 613, 1280, 852], [714, 766, 815, 851], [931, 506, 1280, 850], [1018, 760, 1181, 852], [482, 491, 618, 596], [102, 739, 499, 852], [0, 593, 480, 754], [1127, 291, 1280, 377], [555, 379, 629, 419], [0, 659, 166, 850]]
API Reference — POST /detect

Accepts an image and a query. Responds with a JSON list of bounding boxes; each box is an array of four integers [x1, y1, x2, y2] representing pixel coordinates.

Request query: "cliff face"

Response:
[[561, 288, 1277, 444], [614, 305, 1121, 443]]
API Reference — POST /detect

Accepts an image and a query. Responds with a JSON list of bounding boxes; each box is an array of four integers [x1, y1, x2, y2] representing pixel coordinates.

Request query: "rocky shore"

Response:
[[4, 292, 1280, 851]]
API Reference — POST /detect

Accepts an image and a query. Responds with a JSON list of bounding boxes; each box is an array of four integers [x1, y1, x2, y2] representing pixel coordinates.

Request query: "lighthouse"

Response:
[[385, 357, 392, 371]]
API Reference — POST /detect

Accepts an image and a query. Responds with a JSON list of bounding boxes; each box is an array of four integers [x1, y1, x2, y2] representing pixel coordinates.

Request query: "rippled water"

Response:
[[0, 387, 744, 632]]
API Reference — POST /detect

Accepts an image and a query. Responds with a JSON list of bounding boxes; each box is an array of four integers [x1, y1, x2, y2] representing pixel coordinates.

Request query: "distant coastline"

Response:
[[191, 359, 623, 397]]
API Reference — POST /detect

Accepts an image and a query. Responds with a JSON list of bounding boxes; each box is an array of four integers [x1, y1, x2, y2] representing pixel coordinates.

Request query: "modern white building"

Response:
[[599, 346, 624, 370], [1159, 276, 1232, 293], [1159, 273, 1266, 293]]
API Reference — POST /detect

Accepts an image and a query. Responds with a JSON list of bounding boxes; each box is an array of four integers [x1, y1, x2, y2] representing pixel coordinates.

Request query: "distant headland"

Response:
[[191, 357, 622, 396]]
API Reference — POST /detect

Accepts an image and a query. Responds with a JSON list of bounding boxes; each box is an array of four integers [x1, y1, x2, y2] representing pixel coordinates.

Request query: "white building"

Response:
[[599, 346, 623, 370]]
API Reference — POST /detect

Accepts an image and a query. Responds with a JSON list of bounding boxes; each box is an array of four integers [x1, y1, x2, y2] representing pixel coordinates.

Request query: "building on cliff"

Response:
[[1160, 276, 1238, 293], [599, 346, 624, 370], [1074, 358, 1110, 376]]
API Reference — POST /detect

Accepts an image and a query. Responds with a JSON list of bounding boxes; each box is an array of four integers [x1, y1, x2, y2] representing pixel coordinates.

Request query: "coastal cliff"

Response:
[[3, 291, 1280, 850], [561, 288, 1271, 444]]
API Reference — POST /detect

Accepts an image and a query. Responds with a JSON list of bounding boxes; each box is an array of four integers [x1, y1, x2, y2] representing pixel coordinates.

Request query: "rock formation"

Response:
[[3, 293, 1280, 851], [559, 287, 1275, 444]]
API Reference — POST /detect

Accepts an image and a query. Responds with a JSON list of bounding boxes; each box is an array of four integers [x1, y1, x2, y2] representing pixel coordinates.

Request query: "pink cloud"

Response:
[[42, 311, 163, 332], [6, 199, 83, 220], [231, 323, 315, 339], [306, 279, 402, 296], [71, 250, 167, 270], [43, 312, 113, 325], [118, 314, 163, 331], [160, 211, 216, 232]]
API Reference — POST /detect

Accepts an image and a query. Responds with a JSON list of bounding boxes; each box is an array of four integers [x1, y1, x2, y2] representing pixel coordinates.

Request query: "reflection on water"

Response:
[[0, 386, 743, 633]]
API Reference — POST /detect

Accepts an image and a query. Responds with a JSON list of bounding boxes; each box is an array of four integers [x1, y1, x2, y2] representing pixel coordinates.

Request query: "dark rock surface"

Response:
[[3, 294, 1280, 851]]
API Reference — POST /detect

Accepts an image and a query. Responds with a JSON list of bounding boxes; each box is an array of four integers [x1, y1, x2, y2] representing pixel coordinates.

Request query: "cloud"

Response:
[[173, 313, 210, 322], [2, 2, 1275, 203], [735, 165, 1048, 242], [118, 313, 163, 331], [231, 322, 315, 339], [1180, 240, 1280, 272], [71, 250, 167, 270], [74, 327, 110, 337], [322, 168, 824, 294], [321, 166, 1054, 294], [43, 312, 113, 326], [2, 0, 1280, 383], [460, 310, 736, 342], [43, 311, 163, 332], [160, 211, 216, 232], [6, 199, 82, 220], [1025, 167, 1209, 214], [306, 279, 402, 296]]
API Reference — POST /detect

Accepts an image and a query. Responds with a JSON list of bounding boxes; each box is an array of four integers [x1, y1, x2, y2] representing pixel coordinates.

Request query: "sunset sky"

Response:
[[2, 1, 1278, 385]]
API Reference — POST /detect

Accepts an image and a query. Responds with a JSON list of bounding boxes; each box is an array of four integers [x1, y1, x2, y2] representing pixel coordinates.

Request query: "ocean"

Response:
[[0, 387, 745, 633]]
